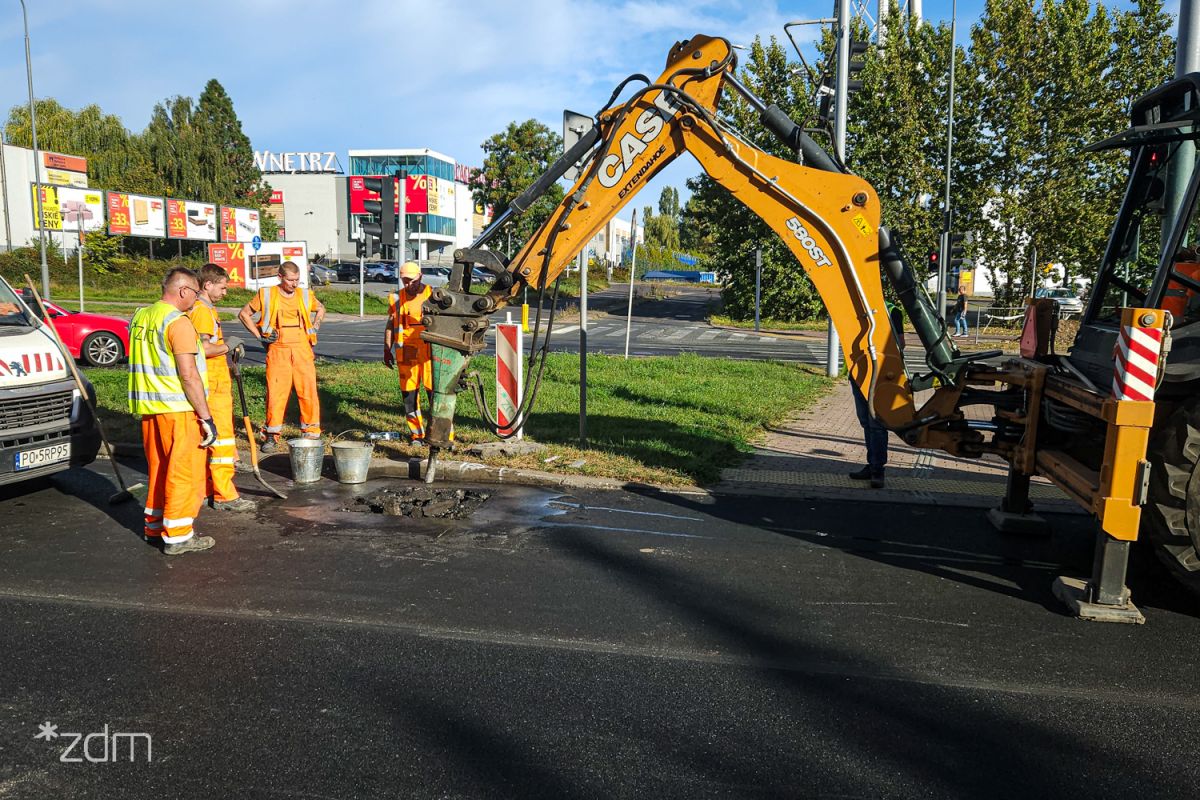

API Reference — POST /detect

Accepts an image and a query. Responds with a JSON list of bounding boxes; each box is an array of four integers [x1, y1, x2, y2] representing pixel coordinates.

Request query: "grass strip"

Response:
[[85, 352, 831, 486]]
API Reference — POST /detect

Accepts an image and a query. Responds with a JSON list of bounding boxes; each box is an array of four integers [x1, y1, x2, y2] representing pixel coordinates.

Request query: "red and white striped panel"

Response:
[[495, 323, 523, 438], [1112, 322, 1162, 402]]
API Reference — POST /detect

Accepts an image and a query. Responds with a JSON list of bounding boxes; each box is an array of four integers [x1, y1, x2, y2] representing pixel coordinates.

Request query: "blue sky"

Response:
[[0, 0, 1174, 209]]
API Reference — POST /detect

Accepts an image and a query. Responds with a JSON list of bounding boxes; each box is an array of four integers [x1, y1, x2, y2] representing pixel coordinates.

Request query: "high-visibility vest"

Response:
[[128, 301, 208, 415], [257, 286, 318, 345], [387, 285, 432, 347]]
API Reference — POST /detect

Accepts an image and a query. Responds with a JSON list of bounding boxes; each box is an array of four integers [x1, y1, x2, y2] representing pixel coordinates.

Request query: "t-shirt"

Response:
[[166, 315, 200, 356], [189, 301, 229, 380]]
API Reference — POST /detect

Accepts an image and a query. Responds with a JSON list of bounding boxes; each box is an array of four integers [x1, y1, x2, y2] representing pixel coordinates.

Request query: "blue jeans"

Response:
[[850, 379, 888, 474], [955, 311, 968, 336]]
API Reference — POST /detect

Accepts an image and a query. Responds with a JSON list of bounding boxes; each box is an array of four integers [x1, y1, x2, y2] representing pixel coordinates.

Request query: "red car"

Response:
[[23, 294, 131, 367]]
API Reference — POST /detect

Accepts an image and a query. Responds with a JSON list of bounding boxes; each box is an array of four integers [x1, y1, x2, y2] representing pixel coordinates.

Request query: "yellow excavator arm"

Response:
[[421, 34, 970, 456]]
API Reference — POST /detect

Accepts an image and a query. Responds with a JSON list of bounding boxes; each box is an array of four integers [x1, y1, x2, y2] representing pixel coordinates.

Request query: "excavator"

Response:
[[418, 34, 1200, 622]]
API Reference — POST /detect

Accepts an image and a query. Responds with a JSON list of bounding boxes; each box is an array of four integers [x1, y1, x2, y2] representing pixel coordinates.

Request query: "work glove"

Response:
[[225, 336, 245, 362], [382, 346, 395, 369], [199, 417, 218, 448], [261, 331, 278, 345]]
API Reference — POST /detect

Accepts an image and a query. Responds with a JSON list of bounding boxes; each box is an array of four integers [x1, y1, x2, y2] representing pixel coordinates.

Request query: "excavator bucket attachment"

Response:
[[427, 343, 469, 448]]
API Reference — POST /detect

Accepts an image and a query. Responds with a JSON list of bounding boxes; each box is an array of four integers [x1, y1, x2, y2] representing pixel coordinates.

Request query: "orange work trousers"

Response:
[[264, 331, 320, 439], [394, 340, 431, 440], [142, 411, 205, 543], [205, 372, 240, 502]]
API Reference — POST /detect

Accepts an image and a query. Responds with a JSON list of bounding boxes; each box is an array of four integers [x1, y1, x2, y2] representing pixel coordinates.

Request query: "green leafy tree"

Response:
[[194, 79, 271, 208], [4, 99, 155, 192], [686, 36, 826, 322], [642, 187, 682, 253], [470, 119, 565, 247]]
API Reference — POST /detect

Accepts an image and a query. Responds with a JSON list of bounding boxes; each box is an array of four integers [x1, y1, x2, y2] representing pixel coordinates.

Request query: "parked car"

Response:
[[19, 291, 130, 367], [421, 266, 450, 289], [333, 261, 365, 282], [366, 262, 397, 282], [310, 263, 335, 286], [1034, 287, 1084, 315]]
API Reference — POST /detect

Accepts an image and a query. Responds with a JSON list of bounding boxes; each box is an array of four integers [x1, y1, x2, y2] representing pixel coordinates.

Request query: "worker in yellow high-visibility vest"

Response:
[[128, 267, 217, 555], [190, 263, 253, 512]]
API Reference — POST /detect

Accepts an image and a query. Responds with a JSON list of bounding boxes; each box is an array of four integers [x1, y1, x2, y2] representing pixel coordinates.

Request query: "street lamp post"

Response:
[[20, 0, 50, 298]]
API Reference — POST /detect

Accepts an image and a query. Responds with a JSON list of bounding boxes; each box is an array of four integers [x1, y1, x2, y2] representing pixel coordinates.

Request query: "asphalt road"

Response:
[[1, 462, 1198, 798], [261, 284, 935, 371]]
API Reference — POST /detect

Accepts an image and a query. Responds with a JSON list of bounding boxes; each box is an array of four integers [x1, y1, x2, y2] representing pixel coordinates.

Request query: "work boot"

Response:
[[212, 496, 256, 512], [260, 438, 281, 455], [870, 473, 886, 489], [848, 466, 873, 480], [163, 535, 216, 556]]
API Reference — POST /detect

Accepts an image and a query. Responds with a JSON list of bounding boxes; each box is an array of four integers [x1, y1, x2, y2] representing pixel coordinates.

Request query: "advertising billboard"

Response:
[[349, 175, 447, 215], [106, 192, 166, 238], [31, 185, 105, 232], [40, 151, 88, 188], [166, 199, 218, 241], [206, 241, 309, 291], [220, 206, 261, 242]]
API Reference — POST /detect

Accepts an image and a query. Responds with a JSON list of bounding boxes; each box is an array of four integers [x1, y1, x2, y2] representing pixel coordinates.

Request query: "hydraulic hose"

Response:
[[878, 226, 956, 379]]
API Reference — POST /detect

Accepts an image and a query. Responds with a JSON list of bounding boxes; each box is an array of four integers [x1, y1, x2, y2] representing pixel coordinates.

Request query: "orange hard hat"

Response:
[[399, 261, 420, 279]]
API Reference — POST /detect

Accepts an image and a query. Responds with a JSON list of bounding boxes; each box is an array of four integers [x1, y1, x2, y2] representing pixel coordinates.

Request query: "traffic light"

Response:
[[356, 237, 375, 259], [847, 39, 867, 94], [948, 232, 972, 270], [361, 175, 396, 249], [927, 248, 940, 273]]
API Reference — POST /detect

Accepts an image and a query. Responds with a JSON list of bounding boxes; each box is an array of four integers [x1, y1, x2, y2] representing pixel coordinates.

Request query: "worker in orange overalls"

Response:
[[238, 261, 325, 453], [190, 263, 253, 511], [128, 267, 218, 555], [383, 262, 433, 443]]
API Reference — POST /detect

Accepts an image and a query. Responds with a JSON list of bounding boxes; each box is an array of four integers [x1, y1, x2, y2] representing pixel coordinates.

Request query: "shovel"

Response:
[[229, 353, 287, 500]]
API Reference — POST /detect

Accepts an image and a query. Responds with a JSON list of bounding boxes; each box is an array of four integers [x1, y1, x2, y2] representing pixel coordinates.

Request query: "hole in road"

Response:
[[343, 487, 491, 519]]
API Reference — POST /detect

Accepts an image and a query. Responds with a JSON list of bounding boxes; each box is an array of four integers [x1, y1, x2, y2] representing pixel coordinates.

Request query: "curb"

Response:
[[101, 444, 1085, 514]]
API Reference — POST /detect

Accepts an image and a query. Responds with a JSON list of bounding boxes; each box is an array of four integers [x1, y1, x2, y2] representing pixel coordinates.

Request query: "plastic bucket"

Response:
[[287, 438, 326, 484], [332, 440, 374, 484]]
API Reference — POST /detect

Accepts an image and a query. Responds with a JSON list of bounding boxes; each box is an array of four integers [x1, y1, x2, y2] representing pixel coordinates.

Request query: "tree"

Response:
[[470, 119, 565, 248], [194, 79, 271, 208], [685, 35, 826, 322], [5, 99, 155, 192], [642, 187, 682, 253]]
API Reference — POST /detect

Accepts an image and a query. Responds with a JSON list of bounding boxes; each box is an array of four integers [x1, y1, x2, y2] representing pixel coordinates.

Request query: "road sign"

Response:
[[251, 235, 262, 252]]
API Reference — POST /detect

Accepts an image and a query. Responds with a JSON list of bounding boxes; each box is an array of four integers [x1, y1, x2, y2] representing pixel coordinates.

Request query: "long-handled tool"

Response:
[[229, 352, 287, 500], [24, 275, 143, 505]]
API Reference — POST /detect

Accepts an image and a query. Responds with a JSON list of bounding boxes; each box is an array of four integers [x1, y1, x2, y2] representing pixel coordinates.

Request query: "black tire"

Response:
[[1144, 397, 1200, 593], [81, 331, 124, 367]]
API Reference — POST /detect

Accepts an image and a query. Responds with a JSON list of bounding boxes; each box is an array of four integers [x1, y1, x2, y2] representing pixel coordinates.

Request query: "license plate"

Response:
[[14, 442, 71, 471]]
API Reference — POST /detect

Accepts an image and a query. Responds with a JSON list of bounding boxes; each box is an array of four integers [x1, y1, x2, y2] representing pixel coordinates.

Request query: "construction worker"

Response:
[[383, 262, 433, 443], [238, 261, 325, 453], [128, 267, 217, 555], [191, 263, 253, 511]]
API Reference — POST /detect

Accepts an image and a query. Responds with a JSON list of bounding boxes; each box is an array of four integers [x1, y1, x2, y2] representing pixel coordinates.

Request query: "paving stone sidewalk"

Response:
[[717, 381, 1079, 511]]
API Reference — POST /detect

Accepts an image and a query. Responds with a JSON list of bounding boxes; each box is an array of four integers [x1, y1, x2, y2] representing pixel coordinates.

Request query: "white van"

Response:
[[0, 274, 101, 486]]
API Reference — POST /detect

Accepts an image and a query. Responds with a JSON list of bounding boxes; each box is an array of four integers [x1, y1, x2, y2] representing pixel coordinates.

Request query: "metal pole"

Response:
[[937, 0, 957, 323], [77, 224, 83, 312], [396, 171, 406, 295], [624, 209, 638, 359], [0, 132, 11, 251], [1029, 244, 1037, 301], [579, 248, 588, 446], [828, 0, 851, 377], [21, 0, 49, 298], [754, 247, 762, 332], [358, 235, 365, 318], [1164, 0, 1200, 246]]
